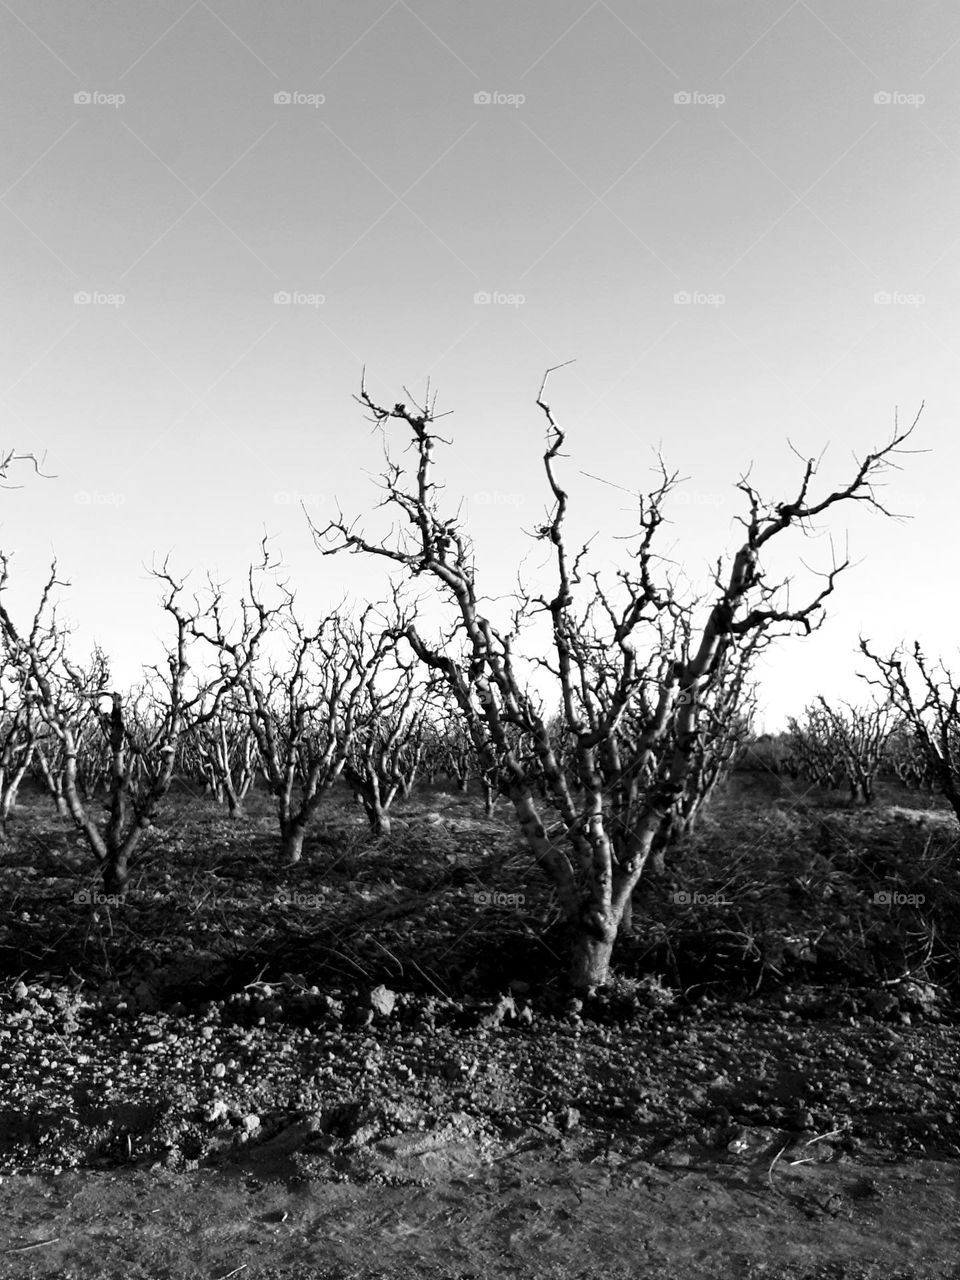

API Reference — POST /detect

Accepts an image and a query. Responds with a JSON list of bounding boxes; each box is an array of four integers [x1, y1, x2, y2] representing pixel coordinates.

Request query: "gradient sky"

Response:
[[1, 1, 957, 729]]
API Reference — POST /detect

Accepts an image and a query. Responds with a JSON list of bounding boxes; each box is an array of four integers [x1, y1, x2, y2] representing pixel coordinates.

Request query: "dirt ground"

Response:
[[1, 776, 958, 1278], [1, 1132, 959, 1280]]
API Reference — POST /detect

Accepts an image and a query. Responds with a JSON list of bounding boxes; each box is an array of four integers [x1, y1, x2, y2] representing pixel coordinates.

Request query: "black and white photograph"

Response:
[[0, 3, 958, 1277]]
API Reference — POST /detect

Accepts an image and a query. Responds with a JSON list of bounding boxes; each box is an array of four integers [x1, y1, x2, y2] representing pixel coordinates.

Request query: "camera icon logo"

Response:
[[474, 91, 492, 105], [274, 91, 292, 105], [74, 91, 91, 105], [674, 91, 692, 105], [274, 291, 291, 305]]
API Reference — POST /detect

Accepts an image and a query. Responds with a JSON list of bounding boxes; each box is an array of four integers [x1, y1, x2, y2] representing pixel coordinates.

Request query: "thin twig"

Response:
[[767, 1142, 789, 1189], [4, 1238, 61, 1253]]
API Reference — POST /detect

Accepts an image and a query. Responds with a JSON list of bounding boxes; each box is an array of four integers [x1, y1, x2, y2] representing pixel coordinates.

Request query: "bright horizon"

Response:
[[2, 2, 957, 731]]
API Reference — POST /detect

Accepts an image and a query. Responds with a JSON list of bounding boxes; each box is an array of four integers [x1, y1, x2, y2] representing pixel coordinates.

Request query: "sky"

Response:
[[1, 1, 957, 730]]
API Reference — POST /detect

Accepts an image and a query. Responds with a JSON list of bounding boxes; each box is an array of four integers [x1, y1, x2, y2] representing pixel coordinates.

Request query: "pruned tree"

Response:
[[0, 652, 40, 838], [860, 641, 960, 822], [316, 372, 921, 991], [813, 695, 895, 803], [884, 718, 938, 791], [32, 661, 109, 813], [785, 702, 846, 790], [181, 696, 260, 818], [0, 557, 246, 893], [192, 562, 406, 862], [439, 707, 475, 793], [342, 664, 430, 835]]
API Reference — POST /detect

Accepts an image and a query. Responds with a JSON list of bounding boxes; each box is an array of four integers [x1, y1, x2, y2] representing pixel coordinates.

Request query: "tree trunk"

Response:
[[223, 785, 245, 820], [280, 823, 307, 864], [568, 922, 618, 994], [483, 783, 496, 818], [102, 855, 129, 896], [365, 804, 391, 837], [849, 780, 871, 805]]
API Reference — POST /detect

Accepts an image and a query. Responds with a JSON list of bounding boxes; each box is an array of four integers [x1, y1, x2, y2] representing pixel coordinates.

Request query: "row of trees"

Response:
[[2, 385, 948, 992], [747, 682, 959, 810], [0, 553, 751, 884]]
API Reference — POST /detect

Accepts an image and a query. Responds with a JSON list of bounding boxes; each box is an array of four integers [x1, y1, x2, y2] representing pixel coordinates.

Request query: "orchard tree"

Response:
[[0, 558, 248, 894], [0, 653, 40, 837], [189, 560, 408, 863], [317, 372, 920, 992], [342, 663, 431, 835], [180, 696, 260, 818], [860, 641, 960, 822]]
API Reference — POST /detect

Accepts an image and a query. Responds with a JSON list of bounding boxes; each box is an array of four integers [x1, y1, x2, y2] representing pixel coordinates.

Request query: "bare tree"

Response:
[[342, 664, 430, 835], [0, 558, 244, 893], [182, 696, 260, 818], [860, 641, 960, 822], [32, 674, 106, 815], [316, 374, 920, 991], [0, 655, 39, 838], [784, 695, 896, 801], [815, 696, 895, 803], [192, 562, 406, 862], [885, 718, 938, 792]]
